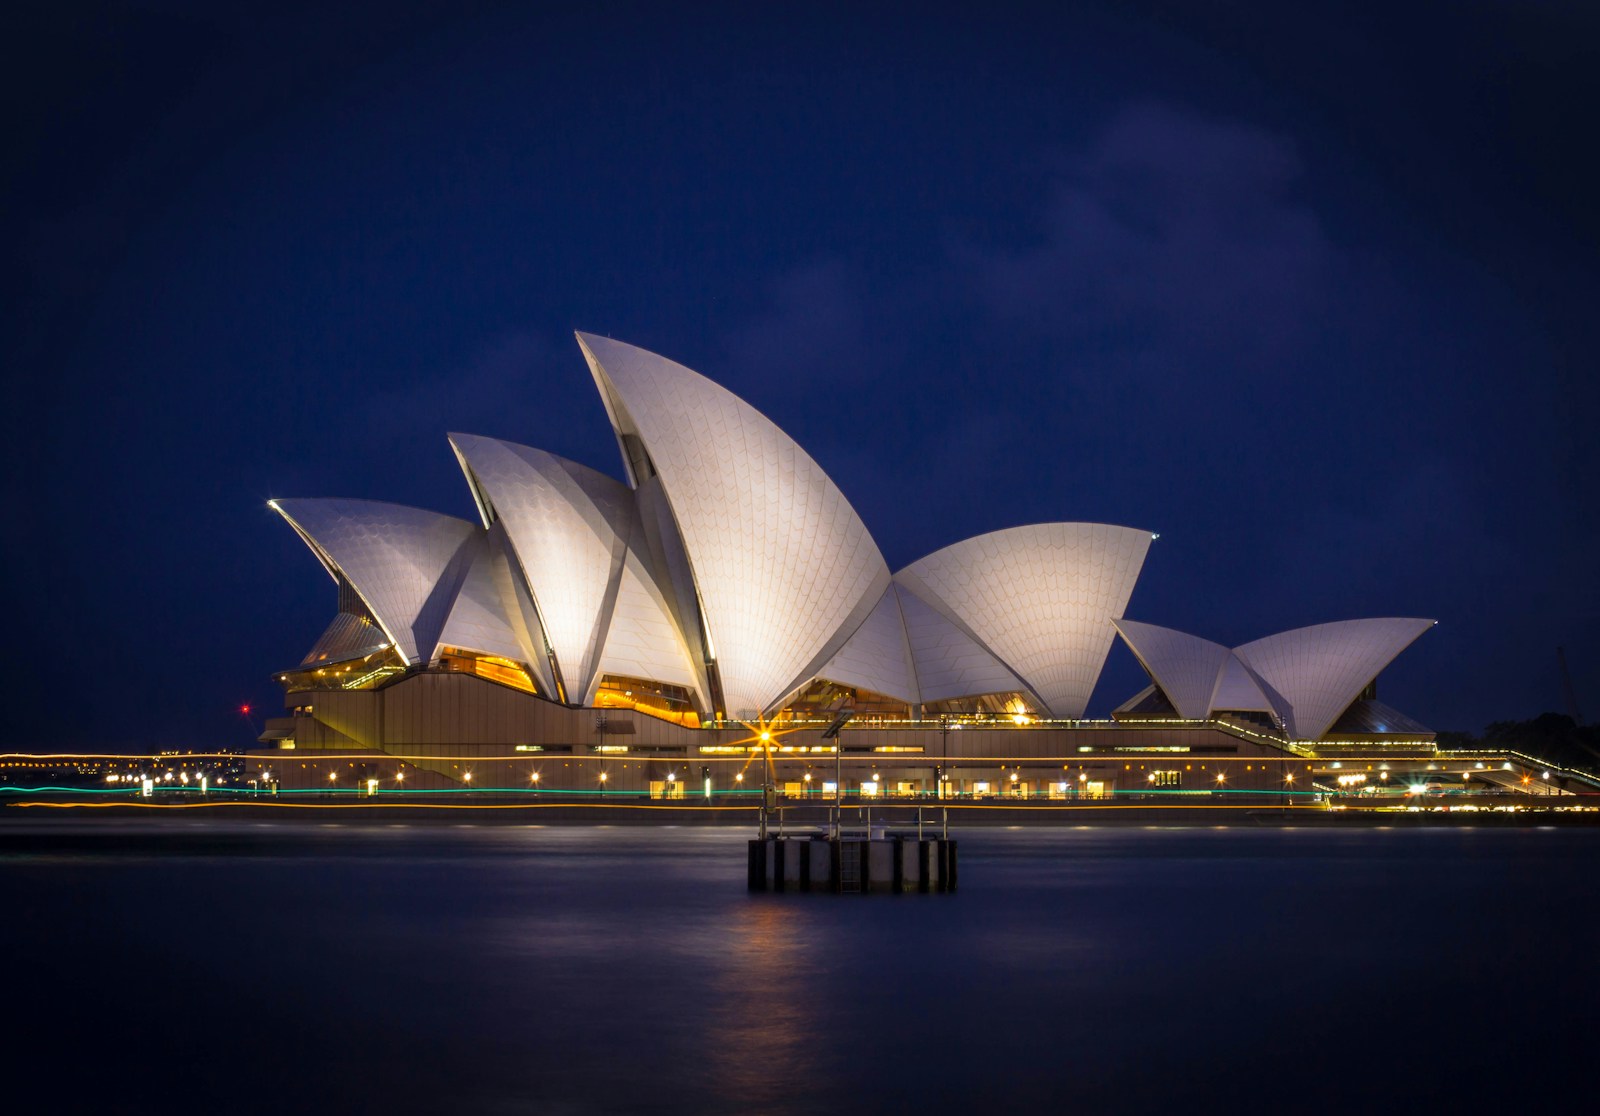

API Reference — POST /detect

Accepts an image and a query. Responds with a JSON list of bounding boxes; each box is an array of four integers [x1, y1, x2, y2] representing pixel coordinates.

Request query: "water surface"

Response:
[[3, 821, 1594, 1113]]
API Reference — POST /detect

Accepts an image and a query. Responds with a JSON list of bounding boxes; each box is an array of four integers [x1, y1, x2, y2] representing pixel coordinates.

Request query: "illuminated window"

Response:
[[437, 647, 538, 694], [775, 679, 910, 723], [594, 675, 700, 728]]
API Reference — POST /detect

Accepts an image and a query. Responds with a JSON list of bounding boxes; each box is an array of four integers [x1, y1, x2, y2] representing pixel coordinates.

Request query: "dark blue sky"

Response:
[[6, 1, 1596, 749]]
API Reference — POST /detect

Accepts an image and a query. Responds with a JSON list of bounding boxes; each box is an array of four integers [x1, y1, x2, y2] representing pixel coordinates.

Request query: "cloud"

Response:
[[960, 102, 1334, 373]]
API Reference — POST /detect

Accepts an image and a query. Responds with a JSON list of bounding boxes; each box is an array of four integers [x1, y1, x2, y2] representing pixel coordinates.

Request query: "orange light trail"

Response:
[[12, 800, 761, 812]]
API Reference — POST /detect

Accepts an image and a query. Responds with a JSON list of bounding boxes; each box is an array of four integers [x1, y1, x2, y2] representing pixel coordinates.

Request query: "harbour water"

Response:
[[3, 821, 1595, 1113]]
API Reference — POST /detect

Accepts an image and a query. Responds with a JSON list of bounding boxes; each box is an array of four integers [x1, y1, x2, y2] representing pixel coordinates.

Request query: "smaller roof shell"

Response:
[[814, 584, 919, 704], [434, 531, 529, 667], [449, 434, 638, 702], [270, 498, 477, 666], [1233, 618, 1435, 740], [895, 523, 1152, 718], [1111, 618, 1232, 720]]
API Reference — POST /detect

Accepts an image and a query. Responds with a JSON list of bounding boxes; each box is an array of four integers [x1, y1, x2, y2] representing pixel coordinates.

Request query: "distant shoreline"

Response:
[[4, 797, 1598, 828]]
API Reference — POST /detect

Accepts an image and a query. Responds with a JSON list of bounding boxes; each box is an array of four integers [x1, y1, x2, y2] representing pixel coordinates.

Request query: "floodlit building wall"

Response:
[[261, 671, 1307, 795]]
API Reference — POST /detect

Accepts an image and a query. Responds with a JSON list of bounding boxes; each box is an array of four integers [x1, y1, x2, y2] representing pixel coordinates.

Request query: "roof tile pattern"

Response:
[[814, 586, 918, 702], [1111, 618, 1232, 720], [1234, 618, 1434, 740], [270, 498, 477, 665], [1209, 653, 1278, 716], [435, 532, 529, 666], [578, 333, 890, 717], [894, 583, 1029, 704], [302, 610, 390, 667], [588, 549, 704, 704], [895, 524, 1152, 717], [483, 522, 559, 696], [449, 434, 637, 701]]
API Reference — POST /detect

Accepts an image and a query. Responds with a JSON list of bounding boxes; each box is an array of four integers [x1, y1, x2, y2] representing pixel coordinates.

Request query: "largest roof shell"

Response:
[[577, 333, 890, 717]]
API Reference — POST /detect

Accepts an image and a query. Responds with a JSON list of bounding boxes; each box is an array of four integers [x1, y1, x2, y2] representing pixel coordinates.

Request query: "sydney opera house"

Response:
[[253, 334, 1439, 797]]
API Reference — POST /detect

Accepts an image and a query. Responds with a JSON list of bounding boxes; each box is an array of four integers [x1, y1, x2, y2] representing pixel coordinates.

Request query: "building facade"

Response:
[[254, 334, 1442, 796]]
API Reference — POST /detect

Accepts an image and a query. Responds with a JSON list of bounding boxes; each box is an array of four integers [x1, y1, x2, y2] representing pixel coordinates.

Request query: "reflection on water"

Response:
[[703, 901, 818, 1109], [2, 821, 1597, 1115]]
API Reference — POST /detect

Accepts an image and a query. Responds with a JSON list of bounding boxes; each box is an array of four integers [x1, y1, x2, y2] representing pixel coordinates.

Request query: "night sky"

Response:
[[7, 2, 1597, 750]]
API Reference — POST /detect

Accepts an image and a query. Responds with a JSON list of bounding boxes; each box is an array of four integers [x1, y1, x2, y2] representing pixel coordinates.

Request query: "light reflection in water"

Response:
[[703, 899, 821, 1108], [3, 822, 1598, 1116]]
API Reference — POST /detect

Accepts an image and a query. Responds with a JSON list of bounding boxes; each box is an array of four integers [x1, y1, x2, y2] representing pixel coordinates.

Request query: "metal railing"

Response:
[[758, 799, 949, 841]]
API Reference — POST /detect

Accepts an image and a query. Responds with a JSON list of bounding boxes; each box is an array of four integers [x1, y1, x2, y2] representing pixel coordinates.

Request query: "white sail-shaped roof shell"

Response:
[[578, 333, 890, 718], [302, 609, 391, 668], [895, 523, 1152, 717], [814, 585, 918, 703], [433, 531, 528, 667], [482, 520, 559, 697], [1112, 618, 1232, 720], [1209, 653, 1279, 717], [586, 547, 704, 705], [450, 433, 699, 707], [895, 582, 1031, 705], [1234, 618, 1434, 740], [269, 498, 477, 666]]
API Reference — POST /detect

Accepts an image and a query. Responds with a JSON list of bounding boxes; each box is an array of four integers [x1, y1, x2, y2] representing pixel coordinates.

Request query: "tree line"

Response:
[[1435, 713, 1600, 775]]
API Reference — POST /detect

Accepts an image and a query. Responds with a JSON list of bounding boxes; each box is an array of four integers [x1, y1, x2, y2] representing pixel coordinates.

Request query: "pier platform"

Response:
[[747, 832, 957, 893]]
